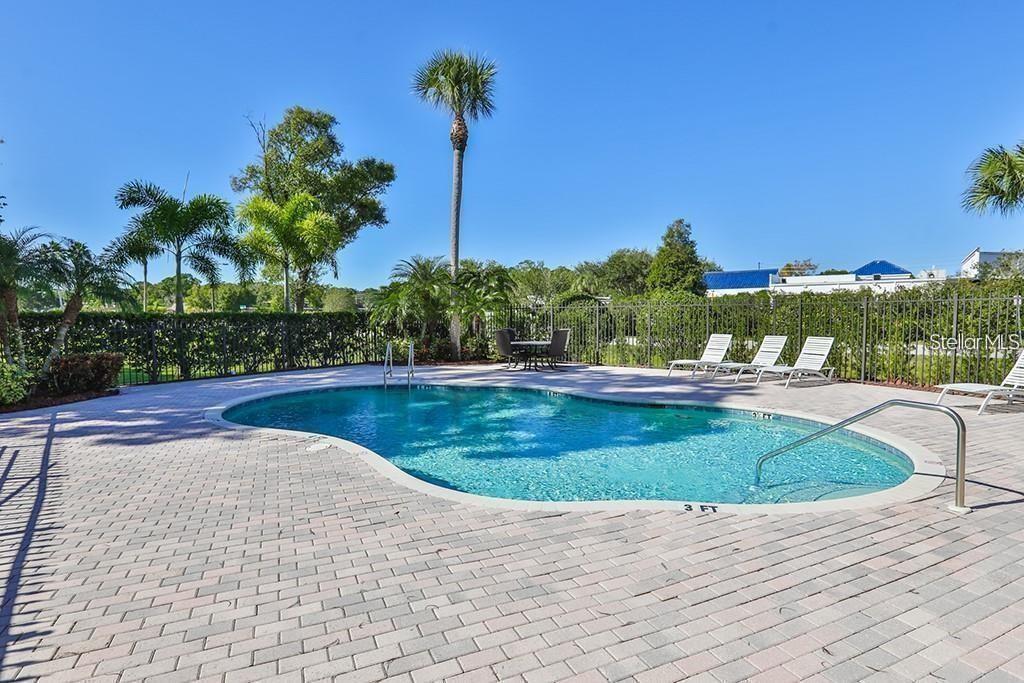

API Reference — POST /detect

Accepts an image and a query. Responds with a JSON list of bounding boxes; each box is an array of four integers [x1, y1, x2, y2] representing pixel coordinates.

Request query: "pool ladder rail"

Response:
[[753, 399, 970, 514], [384, 341, 415, 387]]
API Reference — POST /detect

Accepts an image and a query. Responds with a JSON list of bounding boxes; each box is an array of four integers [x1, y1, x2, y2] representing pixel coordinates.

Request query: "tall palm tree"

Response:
[[35, 239, 131, 376], [116, 180, 241, 314], [963, 142, 1024, 215], [0, 227, 47, 369], [109, 215, 163, 311], [413, 50, 497, 358], [237, 193, 338, 313]]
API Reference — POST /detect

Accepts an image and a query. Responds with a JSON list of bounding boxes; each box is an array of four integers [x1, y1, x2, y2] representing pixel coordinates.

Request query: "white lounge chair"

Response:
[[667, 334, 733, 377], [755, 336, 835, 388], [936, 351, 1024, 415], [712, 335, 788, 382]]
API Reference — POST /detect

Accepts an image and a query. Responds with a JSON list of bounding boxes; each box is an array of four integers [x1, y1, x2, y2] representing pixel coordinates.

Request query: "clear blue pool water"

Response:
[[223, 384, 914, 505]]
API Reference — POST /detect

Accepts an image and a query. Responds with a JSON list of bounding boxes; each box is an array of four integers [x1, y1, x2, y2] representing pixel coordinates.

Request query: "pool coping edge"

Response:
[[203, 378, 947, 515]]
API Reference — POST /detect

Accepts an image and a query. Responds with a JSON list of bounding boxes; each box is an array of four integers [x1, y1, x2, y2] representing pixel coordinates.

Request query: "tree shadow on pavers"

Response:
[[0, 414, 62, 679]]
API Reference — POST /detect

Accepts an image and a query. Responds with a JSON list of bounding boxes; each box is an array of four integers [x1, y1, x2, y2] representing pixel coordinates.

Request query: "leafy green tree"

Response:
[[231, 106, 395, 302], [0, 227, 47, 369], [602, 248, 653, 296], [116, 181, 242, 313], [36, 240, 130, 375], [978, 251, 1024, 281], [237, 193, 337, 312], [571, 262, 603, 296], [964, 142, 1024, 215], [413, 50, 498, 359], [779, 259, 818, 277], [819, 268, 850, 276], [510, 260, 573, 304], [322, 286, 357, 312], [646, 219, 707, 295], [701, 258, 723, 273]]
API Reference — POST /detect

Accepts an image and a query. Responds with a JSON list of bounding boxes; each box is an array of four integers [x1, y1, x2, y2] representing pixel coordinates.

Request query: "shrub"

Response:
[[48, 352, 124, 395], [0, 362, 33, 406]]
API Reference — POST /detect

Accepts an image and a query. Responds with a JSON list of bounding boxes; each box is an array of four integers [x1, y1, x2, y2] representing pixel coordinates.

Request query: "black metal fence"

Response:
[[19, 312, 387, 385], [15, 293, 1024, 388], [502, 294, 1024, 388]]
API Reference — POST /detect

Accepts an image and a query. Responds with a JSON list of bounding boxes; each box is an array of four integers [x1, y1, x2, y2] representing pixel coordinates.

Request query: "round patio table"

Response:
[[510, 340, 551, 370]]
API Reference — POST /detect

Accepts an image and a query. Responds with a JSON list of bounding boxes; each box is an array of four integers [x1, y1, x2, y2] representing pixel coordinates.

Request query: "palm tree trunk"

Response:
[[283, 258, 291, 313], [174, 251, 184, 314], [2, 287, 25, 371], [142, 259, 148, 311], [448, 125, 466, 360], [41, 293, 83, 377], [293, 267, 311, 313]]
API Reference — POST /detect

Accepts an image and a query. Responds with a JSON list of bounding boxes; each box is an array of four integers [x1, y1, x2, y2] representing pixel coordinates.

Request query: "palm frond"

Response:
[[413, 50, 497, 120], [963, 143, 1024, 215], [116, 180, 170, 210]]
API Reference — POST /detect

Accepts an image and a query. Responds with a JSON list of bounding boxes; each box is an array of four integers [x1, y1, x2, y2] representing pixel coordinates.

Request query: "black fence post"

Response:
[[950, 291, 959, 384], [148, 318, 159, 384], [860, 296, 869, 383]]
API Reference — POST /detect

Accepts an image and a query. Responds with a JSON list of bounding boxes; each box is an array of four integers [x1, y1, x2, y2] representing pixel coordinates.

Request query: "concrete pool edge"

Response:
[[204, 379, 947, 515]]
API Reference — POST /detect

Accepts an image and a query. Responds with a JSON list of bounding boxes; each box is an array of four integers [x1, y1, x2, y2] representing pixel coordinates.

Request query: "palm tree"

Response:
[[36, 239, 131, 376], [453, 263, 515, 337], [0, 227, 47, 369], [116, 180, 241, 314], [413, 50, 497, 358], [964, 142, 1024, 215], [371, 256, 450, 347], [109, 216, 163, 311], [237, 193, 338, 313]]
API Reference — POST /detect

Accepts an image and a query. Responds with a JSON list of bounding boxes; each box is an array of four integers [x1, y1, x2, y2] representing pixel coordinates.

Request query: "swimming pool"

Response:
[[221, 384, 917, 506]]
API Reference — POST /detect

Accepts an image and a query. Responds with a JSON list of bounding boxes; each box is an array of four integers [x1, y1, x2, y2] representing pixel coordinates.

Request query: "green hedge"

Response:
[[18, 312, 386, 385]]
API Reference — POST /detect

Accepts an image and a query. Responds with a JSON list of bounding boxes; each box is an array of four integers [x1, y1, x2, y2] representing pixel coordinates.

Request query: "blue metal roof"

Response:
[[852, 260, 911, 277], [704, 268, 778, 290]]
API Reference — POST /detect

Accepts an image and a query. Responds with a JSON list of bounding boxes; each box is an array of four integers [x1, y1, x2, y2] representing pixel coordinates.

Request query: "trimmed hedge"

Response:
[[17, 311, 387, 385]]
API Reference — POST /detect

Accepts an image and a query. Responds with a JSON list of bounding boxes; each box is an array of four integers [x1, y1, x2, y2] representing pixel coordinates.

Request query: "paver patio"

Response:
[[2, 363, 1024, 682]]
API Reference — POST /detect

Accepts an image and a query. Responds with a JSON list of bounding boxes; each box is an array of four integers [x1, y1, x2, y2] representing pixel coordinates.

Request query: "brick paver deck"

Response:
[[2, 364, 1023, 682]]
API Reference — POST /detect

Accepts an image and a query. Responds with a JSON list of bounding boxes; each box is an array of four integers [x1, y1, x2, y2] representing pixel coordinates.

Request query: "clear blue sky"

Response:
[[3, 1, 1023, 289]]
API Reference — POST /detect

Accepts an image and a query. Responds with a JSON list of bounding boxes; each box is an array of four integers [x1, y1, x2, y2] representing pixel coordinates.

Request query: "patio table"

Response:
[[510, 340, 551, 370]]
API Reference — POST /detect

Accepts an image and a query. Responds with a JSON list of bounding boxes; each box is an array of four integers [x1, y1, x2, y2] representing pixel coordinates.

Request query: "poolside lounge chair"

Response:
[[935, 350, 1024, 415], [712, 335, 788, 382], [667, 334, 733, 377], [754, 336, 835, 387]]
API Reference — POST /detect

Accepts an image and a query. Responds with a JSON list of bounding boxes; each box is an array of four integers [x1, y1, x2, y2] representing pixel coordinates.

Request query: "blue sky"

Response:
[[2, 1, 1023, 289]]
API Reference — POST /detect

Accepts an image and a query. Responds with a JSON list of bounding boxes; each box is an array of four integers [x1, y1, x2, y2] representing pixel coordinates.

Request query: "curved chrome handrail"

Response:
[[753, 399, 969, 513]]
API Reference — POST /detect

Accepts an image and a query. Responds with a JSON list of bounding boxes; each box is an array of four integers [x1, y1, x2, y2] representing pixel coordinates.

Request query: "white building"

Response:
[[960, 248, 1012, 279], [705, 260, 948, 296]]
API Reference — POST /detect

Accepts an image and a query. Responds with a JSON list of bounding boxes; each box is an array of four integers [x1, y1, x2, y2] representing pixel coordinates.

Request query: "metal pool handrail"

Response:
[[383, 341, 415, 387], [753, 399, 970, 513]]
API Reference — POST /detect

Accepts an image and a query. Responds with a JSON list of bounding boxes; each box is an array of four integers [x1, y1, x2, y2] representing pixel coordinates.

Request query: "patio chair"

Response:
[[754, 336, 835, 387], [495, 329, 523, 369], [935, 350, 1024, 415], [667, 334, 733, 377], [544, 328, 571, 369], [712, 335, 788, 382]]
